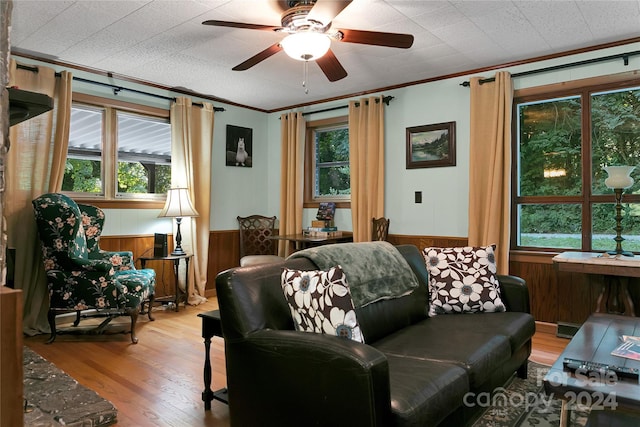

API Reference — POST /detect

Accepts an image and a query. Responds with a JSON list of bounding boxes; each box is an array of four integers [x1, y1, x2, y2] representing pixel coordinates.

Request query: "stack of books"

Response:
[[305, 226, 342, 238], [305, 201, 340, 237]]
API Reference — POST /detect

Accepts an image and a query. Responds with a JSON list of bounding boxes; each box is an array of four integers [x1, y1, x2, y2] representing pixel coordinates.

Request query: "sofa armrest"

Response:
[[226, 329, 391, 427], [497, 274, 530, 313]]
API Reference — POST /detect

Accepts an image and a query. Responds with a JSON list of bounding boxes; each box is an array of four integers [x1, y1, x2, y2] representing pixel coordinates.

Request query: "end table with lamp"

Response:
[[151, 187, 199, 311], [158, 187, 200, 257]]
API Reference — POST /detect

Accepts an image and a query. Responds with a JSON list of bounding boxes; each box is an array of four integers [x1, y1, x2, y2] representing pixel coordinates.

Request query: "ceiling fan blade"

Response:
[[339, 29, 414, 49], [316, 49, 348, 82], [232, 43, 283, 71], [307, 0, 353, 26], [202, 20, 281, 32]]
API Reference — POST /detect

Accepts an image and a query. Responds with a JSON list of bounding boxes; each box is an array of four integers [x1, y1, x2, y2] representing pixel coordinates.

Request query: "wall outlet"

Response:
[[415, 191, 422, 204]]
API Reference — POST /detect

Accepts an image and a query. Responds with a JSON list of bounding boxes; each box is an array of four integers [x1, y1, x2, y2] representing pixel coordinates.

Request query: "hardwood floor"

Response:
[[24, 300, 570, 427]]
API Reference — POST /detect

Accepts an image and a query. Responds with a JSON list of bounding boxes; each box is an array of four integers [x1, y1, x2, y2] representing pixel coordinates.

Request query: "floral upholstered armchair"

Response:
[[78, 203, 156, 313], [32, 193, 156, 344]]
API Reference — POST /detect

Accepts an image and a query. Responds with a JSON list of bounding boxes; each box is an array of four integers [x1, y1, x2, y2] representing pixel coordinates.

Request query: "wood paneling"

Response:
[[207, 230, 240, 293], [509, 255, 560, 324]]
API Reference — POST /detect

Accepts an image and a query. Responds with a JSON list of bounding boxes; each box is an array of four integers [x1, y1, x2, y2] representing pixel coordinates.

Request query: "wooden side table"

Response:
[[198, 310, 228, 409], [553, 252, 640, 317], [139, 253, 192, 312]]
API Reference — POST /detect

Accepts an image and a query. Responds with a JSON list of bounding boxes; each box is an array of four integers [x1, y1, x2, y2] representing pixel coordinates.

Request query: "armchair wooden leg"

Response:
[[46, 310, 57, 344], [73, 310, 81, 327], [147, 294, 155, 321], [129, 308, 139, 344]]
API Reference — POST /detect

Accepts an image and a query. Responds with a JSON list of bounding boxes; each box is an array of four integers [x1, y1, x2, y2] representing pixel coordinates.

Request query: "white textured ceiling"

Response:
[[9, 0, 640, 112]]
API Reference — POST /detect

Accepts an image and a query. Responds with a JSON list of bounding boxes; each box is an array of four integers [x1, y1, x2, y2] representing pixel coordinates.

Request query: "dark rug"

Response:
[[472, 361, 591, 427], [23, 346, 118, 426]]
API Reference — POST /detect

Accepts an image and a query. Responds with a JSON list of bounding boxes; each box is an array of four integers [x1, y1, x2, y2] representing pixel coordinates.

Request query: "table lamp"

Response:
[[603, 165, 635, 257], [158, 187, 199, 256]]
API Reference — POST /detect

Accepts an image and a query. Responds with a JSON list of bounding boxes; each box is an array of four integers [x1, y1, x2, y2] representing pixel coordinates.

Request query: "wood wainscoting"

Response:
[[100, 232, 640, 328]]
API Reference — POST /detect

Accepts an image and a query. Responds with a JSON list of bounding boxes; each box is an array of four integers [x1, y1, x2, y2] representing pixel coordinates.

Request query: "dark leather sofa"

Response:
[[215, 244, 536, 427]]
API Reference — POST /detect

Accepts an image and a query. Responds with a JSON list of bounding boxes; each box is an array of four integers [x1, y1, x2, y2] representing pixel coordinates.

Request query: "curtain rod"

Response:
[[299, 95, 394, 117], [16, 63, 225, 111], [459, 50, 639, 87]]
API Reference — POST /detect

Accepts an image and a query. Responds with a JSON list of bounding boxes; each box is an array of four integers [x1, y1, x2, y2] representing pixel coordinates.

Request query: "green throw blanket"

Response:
[[288, 241, 420, 307]]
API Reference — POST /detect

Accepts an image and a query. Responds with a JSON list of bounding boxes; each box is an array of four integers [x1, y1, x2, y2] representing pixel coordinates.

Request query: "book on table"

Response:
[[316, 202, 336, 221], [611, 335, 640, 361]]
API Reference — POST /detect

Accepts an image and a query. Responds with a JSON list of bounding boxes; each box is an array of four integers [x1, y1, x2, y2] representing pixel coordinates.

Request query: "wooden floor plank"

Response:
[[24, 299, 567, 427]]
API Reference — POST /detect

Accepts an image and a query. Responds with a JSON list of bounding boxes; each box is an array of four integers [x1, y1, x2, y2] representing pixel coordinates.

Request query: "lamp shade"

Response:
[[280, 32, 331, 61], [158, 187, 199, 218], [603, 166, 635, 189]]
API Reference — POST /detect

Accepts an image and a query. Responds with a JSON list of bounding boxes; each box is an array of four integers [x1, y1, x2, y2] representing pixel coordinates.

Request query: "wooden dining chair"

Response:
[[237, 215, 284, 266], [372, 217, 390, 241]]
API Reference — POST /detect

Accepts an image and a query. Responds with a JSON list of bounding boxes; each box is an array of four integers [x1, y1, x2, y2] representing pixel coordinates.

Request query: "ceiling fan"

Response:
[[202, 0, 414, 82]]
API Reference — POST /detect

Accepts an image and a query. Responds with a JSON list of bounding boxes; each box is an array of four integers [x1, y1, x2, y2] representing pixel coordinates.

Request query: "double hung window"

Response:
[[304, 116, 351, 207]]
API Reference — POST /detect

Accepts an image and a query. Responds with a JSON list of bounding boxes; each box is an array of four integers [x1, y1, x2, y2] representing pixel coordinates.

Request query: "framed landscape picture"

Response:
[[226, 124, 253, 167], [406, 121, 456, 169]]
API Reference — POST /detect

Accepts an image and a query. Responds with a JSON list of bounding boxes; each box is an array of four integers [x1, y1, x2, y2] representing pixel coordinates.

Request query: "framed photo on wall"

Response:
[[226, 124, 253, 167], [406, 121, 456, 169]]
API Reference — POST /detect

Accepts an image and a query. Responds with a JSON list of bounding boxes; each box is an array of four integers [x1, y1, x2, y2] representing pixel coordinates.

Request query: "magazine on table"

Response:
[[611, 335, 640, 361]]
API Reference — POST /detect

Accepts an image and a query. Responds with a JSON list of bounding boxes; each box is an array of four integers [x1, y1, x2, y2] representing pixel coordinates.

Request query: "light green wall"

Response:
[[268, 41, 640, 237], [14, 41, 640, 236]]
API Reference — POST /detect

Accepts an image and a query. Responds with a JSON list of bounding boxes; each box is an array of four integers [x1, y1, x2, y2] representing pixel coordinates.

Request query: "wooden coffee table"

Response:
[[543, 313, 640, 426]]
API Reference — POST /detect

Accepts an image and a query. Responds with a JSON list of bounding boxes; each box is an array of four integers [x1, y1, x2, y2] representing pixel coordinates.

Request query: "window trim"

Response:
[[511, 72, 640, 252], [67, 93, 170, 209], [304, 115, 351, 209]]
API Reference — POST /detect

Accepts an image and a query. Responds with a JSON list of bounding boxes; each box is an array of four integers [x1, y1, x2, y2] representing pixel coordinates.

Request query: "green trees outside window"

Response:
[[515, 81, 640, 252], [315, 126, 350, 197], [305, 116, 350, 205]]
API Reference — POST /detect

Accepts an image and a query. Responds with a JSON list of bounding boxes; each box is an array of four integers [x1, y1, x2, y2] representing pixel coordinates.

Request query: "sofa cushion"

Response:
[[373, 318, 512, 388], [425, 311, 536, 353], [386, 354, 469, 427], [280, 265, 365, 343], [423, 245, 505, 316]]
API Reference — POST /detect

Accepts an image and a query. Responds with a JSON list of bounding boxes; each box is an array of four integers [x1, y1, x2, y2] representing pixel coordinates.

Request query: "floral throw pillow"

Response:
[[280, 265, 365, 343], [422, 245, 505, 316]]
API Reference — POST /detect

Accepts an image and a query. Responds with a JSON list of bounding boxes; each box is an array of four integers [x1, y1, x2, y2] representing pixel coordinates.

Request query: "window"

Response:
[[63, 94, 171, 205], [513, 76, 640, 252], [304, 116, 350, 207]]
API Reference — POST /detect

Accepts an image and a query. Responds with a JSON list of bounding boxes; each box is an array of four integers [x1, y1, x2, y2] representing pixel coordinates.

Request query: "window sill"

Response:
[[71, 198, 165, 209], [303, 201, 350, 209]]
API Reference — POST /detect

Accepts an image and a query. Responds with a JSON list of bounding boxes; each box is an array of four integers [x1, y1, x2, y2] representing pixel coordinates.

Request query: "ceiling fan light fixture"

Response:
[[280, 32, 331, 61]]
